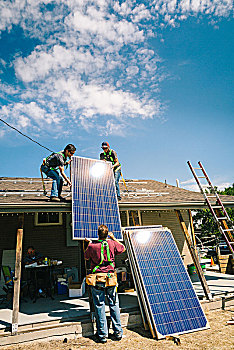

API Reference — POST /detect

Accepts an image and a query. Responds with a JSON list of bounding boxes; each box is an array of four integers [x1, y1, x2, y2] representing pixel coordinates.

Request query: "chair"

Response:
[[1, 266, 14, 306], [1, 266, 27, 307]]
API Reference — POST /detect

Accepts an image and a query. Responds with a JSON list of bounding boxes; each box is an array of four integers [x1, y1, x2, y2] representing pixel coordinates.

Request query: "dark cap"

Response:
[[101, 142, 110, 149]]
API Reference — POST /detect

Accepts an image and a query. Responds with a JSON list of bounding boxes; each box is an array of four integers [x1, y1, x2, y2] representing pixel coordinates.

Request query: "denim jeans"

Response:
[[91, 283, 123, 339], [41, 165, 63, 198], [114, 168, 121, 198]]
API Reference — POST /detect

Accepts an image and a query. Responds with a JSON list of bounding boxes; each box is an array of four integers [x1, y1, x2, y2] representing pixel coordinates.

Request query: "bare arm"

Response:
[[59, 166, 72, 186], [113, 157, 120, 169], [84, 238, 92, 258], [108, 232, 125, 251]]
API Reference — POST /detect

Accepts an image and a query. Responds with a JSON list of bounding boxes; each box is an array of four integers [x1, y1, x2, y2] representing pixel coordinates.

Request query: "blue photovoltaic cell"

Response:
[[127, 228, 209, 338], [72, 156, 122, 240]]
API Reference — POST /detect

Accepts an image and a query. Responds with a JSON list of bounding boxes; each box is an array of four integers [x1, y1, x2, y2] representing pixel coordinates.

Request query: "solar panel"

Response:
[[124, 232, 155, 334], [71, 156, 122, 240], [123, 225, 162, 231], [124, 227, 209, 339]]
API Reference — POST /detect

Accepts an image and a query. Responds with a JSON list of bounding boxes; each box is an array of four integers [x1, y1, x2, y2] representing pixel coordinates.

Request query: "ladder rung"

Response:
[[193, 167, 202, 170], [217, 217, 228, 220], [206, 195, 216, 197], [222, 228, 234, 232], [211, 206, 222, 209], [198, 176, 206, 178]]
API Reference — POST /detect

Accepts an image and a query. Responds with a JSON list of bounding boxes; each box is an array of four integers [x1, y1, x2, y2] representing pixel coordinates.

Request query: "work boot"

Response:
[[117, 196, 122, 201], [114, 332, 122, 341], [96, 336, 107, 344], [59, 196, 67, 202], [50, 196, 60, 202]]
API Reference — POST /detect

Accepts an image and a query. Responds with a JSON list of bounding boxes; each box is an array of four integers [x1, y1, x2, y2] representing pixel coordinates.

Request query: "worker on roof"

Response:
[[41, 144, 76, 202], [100, 142, 121, 200]]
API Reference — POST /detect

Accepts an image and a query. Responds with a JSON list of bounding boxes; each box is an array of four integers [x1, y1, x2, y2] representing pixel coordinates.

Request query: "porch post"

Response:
[[187, 209, 197, 254], [11, 213, 24, 335]]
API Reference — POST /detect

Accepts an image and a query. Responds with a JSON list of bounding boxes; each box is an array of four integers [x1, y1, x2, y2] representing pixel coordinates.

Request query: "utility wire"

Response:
[[0, 118, 54, 153]]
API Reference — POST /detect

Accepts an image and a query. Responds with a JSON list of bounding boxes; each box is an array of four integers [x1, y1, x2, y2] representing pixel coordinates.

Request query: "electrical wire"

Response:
[[0, 118, 54, 153]]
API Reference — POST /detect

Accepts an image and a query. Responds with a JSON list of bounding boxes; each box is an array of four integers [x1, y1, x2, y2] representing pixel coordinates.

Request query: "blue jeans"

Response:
[[114, 168, 121, 198], [41, 165, 63, 198], [91, 283, 123, 339]]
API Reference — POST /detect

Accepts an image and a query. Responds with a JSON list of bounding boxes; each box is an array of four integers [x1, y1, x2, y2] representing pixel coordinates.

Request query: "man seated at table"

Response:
[[24, 246, 43, 265], [24, 246, 48, 298]]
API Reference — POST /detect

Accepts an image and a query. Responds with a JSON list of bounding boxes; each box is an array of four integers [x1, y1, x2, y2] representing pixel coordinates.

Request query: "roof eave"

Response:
[[1, 201, 234, 213]]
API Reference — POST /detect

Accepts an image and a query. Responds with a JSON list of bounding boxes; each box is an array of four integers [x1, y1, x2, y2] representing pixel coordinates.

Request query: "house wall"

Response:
[[141, 209, 193, 265], [0, 213, 83, 279], [0, 208, 193, 279], [119, 209, 193, 266]]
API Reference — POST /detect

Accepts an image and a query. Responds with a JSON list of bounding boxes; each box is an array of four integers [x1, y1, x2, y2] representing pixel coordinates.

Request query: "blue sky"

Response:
[[0, 1, 233, 191]]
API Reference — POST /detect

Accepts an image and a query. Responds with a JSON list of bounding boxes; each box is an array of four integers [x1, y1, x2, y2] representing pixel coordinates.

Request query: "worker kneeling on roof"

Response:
[[84, 225, 125, 344], [100, 142, 122, 200], [41, 144, 76, 202]]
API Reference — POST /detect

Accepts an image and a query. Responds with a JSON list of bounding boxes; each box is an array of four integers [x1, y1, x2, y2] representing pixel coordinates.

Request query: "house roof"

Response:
[[0, 177, 234, 212]]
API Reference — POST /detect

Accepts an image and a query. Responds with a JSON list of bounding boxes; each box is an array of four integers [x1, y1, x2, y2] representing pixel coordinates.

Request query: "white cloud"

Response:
[[0, 129, 5, 138], [216, 182, 232, 191], [0, 101, 61, 135], [131, 4, 151, 22], [15, 45, 75, 82], [0, 0, 233, 138], [180, 177, 232, 192], [65, 10, 144, 45]]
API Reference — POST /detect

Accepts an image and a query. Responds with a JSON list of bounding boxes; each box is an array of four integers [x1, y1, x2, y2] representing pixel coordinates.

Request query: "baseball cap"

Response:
[[101, 142, 110, 149]]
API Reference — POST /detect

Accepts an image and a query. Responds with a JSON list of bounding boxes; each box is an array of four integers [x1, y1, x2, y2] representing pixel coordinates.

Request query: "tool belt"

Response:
[[86, 272, 117, 287]]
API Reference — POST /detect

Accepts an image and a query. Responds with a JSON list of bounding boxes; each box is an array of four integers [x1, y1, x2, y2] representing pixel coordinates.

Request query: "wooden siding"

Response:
[[0, 209, 193, 279], [141, 210, 193, 265], [0, 214, 83, 279]]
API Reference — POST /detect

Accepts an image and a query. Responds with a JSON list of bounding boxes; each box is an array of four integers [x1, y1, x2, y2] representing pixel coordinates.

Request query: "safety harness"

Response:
[[45, 151, 68, 170], [103, 150, 121, 168], [92, 240, 114, 273]]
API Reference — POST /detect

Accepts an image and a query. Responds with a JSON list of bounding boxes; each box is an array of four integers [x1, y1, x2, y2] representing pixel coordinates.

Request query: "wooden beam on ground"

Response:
[[12, 213, 24, 335], [175, 210, 212, 301]]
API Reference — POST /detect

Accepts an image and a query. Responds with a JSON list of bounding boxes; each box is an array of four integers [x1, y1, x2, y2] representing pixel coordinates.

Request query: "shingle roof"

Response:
[[0, 177, 234, 211]]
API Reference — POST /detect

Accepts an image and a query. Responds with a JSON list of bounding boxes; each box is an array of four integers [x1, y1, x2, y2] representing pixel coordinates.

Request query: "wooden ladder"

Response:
[[187, 161, 234, 258]]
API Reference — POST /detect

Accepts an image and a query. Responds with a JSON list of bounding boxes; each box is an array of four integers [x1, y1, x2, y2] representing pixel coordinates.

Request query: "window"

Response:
[[128, 210, 142, 226], [34, 213, 63, 226]]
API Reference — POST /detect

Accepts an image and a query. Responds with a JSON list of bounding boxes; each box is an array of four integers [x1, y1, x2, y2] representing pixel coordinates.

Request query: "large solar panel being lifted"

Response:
[[124, 227, 209, 339], [71, 156, 122, 240]]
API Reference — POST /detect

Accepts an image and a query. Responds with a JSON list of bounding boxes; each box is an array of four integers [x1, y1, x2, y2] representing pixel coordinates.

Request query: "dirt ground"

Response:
[[3, 306, 234, 350]]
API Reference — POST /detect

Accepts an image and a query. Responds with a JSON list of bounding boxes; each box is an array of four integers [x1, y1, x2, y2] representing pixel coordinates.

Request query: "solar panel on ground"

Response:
[[124, 233, 150, 332], [124, 227, 209, 339], [71, 156, 122, 240], [123, 225, 162, 231]]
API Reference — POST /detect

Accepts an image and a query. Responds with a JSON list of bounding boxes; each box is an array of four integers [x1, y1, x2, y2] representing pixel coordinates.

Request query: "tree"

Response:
[[192, 184, 234, 240], [218, 183, 234, 196], [218, 184, 234, 222], [193, 209, 219, 239]]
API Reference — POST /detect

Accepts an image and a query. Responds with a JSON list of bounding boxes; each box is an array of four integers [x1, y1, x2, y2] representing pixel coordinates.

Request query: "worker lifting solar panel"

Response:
[[123, 227, 209, 339], [71, 156, 122, 240]]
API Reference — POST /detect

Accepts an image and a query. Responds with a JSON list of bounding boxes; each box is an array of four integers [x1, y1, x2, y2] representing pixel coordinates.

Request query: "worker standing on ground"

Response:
[[41, 144, 76, 202], [100, 142, 122, 200], [84, 225, 125, 344]]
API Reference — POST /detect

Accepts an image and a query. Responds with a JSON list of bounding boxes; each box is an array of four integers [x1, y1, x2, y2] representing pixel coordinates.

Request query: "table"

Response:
[[25, 262, 62, 302]]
